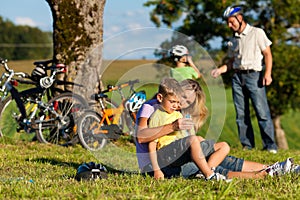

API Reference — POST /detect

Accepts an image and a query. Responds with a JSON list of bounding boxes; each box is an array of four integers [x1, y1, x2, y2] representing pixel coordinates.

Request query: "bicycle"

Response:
[[0, 58, 88, 145], [77, 79, 146, 151]]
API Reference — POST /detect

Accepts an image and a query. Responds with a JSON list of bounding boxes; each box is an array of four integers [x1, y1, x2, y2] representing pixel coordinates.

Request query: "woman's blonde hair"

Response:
[[180, 79, 208, 131]]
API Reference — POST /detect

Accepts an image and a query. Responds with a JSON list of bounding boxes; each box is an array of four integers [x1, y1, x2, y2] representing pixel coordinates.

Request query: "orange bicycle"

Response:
[[77, 79, 146, 151]]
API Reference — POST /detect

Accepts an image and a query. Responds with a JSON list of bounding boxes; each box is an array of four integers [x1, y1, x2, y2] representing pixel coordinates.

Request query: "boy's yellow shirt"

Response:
[[149, 107, 185, 150]]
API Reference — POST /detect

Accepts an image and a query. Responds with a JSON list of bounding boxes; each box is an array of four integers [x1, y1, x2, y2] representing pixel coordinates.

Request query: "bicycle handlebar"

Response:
[[103, 79, 139, 93], [0, 59, 28, 78], [0, 58, 30, 94], [91, 79, 140, 100]]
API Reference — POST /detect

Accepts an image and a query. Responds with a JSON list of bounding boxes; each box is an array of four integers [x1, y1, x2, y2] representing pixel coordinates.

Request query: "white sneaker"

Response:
[[206, 173, 232, 182], [194, 172, 205, 179], [268, 149, 278, 154], [291, 164, 300, 174], [266, 157, 294, 176]]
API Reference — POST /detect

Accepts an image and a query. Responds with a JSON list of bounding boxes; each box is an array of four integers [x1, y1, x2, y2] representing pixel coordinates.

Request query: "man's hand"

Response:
[[211, 68, 221, 78], [211, 65, 228, 78], [263, 74, 272, 86]]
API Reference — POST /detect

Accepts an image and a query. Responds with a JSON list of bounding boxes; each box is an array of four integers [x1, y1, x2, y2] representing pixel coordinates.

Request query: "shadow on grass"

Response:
[[26, 157, 138, 177]]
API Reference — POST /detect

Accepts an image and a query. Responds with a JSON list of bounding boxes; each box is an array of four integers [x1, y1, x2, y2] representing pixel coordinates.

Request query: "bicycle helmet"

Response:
[[125, 91, 146, 112], [31, 66, 46, 82], [170, 45, 189, 58], [75, 162, 108, 181], [223, 5, 243, 19]]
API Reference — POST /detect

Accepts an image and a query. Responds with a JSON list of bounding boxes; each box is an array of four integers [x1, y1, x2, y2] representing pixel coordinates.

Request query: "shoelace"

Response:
[[266, 162, 283, 176]]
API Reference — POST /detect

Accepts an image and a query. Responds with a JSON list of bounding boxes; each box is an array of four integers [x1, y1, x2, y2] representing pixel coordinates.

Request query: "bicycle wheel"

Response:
[[77, 98, 123, 151], [77, 111, 108, 151], [0, 95, 35, 141], [35, 92, 88, 145]]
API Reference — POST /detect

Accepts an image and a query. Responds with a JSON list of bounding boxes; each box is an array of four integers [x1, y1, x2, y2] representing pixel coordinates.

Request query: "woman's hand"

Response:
[[154, 170, 165, 180]]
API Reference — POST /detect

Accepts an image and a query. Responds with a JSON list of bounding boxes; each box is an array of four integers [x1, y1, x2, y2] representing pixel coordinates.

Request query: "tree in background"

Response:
[[0, 16, 52, 60], [46, 0, 106, 97], [145, 0, 300, 149]]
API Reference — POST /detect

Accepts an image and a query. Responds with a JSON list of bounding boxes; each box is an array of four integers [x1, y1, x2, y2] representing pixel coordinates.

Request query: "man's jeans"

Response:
[[232, 71, 277, 150]]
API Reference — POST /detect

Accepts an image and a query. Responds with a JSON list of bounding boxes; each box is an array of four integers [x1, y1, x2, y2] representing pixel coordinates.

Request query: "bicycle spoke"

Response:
[[36, 92, 87, 146]]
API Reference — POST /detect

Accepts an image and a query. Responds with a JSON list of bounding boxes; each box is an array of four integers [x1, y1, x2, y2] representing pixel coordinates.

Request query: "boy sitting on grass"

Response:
[[148, 77, 230, 181]]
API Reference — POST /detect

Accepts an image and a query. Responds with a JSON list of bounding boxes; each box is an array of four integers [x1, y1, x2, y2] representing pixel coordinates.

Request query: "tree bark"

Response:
[[273, 116, 289, 149], [46, 0, 106, 99]]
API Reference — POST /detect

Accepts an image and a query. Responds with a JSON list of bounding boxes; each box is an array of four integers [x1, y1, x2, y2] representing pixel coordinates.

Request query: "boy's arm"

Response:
[[149, 141, 164, 180], [187, 56, 201, 78], [137, 117, 193, 143], [137, 117, 175, 143]]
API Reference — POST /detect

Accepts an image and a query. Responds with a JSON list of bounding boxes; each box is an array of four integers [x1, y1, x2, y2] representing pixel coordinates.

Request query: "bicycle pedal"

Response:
[[24, 127, 34, 134], [16, 126, 23, 132]]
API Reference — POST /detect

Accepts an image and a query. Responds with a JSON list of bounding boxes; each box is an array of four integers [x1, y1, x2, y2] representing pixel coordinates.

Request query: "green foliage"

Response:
[[144, 0, 186, 27], [0, 16, 52, 60], [267, 44, 300, 116]]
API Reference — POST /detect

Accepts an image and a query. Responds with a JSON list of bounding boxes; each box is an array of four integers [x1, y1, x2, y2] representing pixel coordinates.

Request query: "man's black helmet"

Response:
[[31, 66, 46, 82]]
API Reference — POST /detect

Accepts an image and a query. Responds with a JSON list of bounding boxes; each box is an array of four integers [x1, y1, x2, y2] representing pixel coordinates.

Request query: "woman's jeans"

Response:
[[232, 71, 277, 150]]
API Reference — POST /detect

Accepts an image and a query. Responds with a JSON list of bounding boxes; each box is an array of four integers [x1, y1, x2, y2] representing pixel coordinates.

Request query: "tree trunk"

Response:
[[46, 0, 106, 99], [273, 115, 289, 149]]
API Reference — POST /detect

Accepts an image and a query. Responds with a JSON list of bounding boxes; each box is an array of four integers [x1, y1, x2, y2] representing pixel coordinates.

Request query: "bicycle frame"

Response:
[[91, 79, 140, 136], [92, 100, 125, 135], [0, 58, 68, 132]]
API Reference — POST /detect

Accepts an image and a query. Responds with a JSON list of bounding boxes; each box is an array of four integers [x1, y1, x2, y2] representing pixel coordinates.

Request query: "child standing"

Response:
[[169, 45, 201, 82]]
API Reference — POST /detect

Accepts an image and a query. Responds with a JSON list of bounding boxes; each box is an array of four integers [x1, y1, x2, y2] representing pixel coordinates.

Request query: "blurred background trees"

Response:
[[0, 16, 52, 60]]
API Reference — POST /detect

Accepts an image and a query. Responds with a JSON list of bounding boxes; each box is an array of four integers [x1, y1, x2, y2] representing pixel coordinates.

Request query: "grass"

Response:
[[0, 141, 300, 199], [1, 60, 300, 199]]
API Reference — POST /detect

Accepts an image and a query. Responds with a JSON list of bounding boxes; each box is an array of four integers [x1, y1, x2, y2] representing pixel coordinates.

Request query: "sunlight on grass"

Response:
[[91, 141, 139, 172]]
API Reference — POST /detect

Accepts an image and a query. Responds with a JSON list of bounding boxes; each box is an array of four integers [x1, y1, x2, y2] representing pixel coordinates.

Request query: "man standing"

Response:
[[211, 5, 278, 153]]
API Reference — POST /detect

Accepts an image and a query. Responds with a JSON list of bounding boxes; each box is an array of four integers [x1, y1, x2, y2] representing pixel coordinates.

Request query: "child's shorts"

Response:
[[157, 136, 215, 168]]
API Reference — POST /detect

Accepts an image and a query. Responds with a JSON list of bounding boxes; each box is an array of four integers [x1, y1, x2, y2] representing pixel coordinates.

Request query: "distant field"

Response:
[[3, 59, 300, 149], [3, 59, 37, 74]]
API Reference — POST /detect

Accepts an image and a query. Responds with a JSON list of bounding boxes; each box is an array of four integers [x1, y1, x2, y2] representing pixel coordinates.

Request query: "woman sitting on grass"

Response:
[[179, 79, 298, 179]]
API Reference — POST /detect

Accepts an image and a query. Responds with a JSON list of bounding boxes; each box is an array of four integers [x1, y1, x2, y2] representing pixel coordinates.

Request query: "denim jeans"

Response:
[[232, 71, 277, 150]]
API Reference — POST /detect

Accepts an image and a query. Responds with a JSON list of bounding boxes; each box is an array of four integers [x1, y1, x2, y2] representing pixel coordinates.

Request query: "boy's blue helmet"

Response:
[[125, 91, 146, 112]]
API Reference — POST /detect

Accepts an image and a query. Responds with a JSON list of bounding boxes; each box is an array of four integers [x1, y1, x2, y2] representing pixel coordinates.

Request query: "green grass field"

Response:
[[1, 59, 300, 199]]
